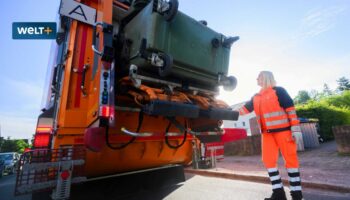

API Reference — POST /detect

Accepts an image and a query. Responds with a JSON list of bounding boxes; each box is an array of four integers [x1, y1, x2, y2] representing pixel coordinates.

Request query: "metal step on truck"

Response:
[[14, 0, 241, 199]]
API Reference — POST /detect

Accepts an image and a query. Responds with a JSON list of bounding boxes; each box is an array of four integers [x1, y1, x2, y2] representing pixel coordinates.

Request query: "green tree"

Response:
[[16, 140, 30, 153], [337, 77, 350, 92], [322, 83, 333, 97], [0, 137, 30, 153], [0, 137, 17, 152], [309, 89, 321, 101], [294, 90, 311, 104], [0, 136, 4, 152], [323, 90, 350, 108], [296, 101, 350, 140], [296, 91, 350, 141]]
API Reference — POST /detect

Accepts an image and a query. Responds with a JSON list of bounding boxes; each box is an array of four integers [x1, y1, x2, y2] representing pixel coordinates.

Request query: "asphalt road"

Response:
[[0, 173, 349, 200], [0, 173, 30, 200]]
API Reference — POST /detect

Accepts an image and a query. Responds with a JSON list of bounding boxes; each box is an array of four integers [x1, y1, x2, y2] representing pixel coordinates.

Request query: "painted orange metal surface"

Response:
[[84, 139, 193, 177], [52, 0, 195, 178], [53, 111, 194, 177], [57, 0, 102, 129]]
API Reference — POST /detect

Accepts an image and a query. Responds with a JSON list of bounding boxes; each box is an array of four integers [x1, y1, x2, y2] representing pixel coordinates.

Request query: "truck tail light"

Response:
[[34, 133, 51, 148], [100, 105, 114, 118], [33, 126, 52, 148], [36, 127, 52, 133]]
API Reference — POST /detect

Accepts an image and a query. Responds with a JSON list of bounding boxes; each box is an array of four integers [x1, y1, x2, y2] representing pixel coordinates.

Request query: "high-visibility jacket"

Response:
[[239, 87, 299, 133]]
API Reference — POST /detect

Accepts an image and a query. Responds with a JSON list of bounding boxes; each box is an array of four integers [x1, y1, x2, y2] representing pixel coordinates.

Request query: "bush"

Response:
[[323, 90, 350, 108], [0, 137, 30, 153], [296, 101, 350, 140]]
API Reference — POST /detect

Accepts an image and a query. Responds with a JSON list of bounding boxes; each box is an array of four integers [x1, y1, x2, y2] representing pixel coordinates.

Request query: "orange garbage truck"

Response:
[[15, 0, 240, 199]]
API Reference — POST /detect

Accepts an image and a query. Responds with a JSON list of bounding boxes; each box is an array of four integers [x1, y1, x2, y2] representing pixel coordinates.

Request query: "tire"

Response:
[[163, 0, 179, 21], [158, 53, 173, 77], [223, 76, 238, 91], [9, 167, 14, 175], [319, 137, 324, 143]]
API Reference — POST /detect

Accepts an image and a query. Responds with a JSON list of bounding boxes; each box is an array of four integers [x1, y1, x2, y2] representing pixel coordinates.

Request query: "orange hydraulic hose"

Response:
[[113, 0, 130, 10]]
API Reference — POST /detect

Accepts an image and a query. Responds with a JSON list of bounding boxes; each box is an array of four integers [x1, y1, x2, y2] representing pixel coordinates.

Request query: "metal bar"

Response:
[[188, 130, 223, 136], [85, 164, 182, 182], [115, 106, 141, 112], [22, 159, 85, 171], [165, 132, 185, 136], [16, 177, 86, 194], [120, 127, 154, 137], [134, 74, 218, 95]]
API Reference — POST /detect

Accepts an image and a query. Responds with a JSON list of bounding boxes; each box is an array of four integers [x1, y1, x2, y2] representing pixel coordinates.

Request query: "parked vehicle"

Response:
[[0, 152, 20, 175], [0, 158, 5, 178]]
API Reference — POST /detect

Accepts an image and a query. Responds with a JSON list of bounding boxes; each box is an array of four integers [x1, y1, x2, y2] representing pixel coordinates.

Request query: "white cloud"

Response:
[[297, 6, 347, 38], [217, 4, 349, 106]]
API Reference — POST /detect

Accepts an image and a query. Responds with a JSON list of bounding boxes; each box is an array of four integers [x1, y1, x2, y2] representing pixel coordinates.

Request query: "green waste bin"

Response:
[[121, 0, 238, 90]]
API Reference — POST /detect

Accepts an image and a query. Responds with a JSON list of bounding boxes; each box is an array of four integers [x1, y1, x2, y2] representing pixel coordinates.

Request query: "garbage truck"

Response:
[[15, 0, 240, 199]]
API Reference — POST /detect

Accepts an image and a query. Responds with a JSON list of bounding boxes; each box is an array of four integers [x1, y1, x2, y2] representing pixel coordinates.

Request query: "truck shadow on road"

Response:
[[69, 173, 186, 200]]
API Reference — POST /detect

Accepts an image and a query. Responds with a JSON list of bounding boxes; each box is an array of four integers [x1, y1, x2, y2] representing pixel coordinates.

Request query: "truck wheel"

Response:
[[163, 0, 178, 21], [158, 53, 173, 77]]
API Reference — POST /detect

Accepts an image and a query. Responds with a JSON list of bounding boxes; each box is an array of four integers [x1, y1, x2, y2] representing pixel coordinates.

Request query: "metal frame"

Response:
[[129, 64, 219, 95], [15, 147, 86, 197]]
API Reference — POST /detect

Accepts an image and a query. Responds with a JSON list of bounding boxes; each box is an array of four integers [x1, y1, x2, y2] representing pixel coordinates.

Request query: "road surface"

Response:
[[0, 173, 349, 200], [0, 173, 30, 200]]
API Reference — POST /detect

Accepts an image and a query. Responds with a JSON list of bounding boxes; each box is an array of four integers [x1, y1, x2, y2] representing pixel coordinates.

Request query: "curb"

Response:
[[184, 169, 350, 193]]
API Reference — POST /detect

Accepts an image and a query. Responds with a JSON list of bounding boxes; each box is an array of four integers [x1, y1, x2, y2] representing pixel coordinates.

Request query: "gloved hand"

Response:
[[291, 125, 302, 144], [292, 131, 302, 141]]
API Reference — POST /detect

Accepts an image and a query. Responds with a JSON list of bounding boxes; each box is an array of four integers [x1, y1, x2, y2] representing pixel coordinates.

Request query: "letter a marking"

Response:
[[69, 5, 87, 21]]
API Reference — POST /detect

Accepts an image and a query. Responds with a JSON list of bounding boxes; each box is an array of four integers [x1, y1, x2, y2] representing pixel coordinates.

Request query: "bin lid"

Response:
[[298, 118, 319, 123]]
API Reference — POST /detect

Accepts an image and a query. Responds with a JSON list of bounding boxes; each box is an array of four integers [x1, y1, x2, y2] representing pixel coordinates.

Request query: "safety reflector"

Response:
[[33, 133, 51, 148], [84, 127, 105, 152], [60, 170, 70, 180]]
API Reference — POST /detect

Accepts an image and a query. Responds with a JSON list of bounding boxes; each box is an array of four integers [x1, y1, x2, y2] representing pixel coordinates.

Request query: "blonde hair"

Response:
[[259, 71, 276, 89]]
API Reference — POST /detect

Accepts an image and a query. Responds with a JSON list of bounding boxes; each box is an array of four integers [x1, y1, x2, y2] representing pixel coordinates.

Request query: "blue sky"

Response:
[[0, 0, 349, 139]]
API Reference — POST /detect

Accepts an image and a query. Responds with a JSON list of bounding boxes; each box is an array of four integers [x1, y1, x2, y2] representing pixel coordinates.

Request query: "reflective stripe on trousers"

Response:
[[267, 168, 283, 190], [287, 168, 302, 191]]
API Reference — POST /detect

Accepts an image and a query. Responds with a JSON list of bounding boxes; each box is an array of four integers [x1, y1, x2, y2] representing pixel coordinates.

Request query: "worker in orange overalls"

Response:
[[239, 71, 303, 200]]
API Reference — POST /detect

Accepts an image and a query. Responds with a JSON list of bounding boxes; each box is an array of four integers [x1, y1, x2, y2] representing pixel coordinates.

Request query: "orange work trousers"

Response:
[[261, 130, 299, 169]]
